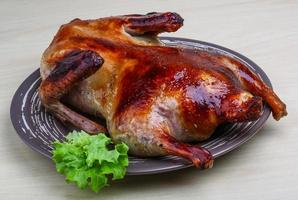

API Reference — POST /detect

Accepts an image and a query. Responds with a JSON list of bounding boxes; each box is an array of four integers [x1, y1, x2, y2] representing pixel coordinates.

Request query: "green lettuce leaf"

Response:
[[52, 131, 129, 192]]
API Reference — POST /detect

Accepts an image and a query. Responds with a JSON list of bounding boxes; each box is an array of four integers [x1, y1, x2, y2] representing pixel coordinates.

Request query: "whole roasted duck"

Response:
[[39, 12, 287, 169]]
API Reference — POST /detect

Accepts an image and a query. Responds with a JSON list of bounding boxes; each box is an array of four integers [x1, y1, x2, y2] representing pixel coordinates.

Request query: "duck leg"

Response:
[[220, 57, 287, 120], [39, 50, 107, 134], [159, 133, 214, 169]]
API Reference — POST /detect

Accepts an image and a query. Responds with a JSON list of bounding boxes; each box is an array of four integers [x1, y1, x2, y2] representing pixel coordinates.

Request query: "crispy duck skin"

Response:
[[39, 12, 287, 169]]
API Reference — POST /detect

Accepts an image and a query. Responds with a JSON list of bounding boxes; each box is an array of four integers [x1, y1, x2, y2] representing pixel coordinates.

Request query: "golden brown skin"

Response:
[[39, 12, 287, 169]]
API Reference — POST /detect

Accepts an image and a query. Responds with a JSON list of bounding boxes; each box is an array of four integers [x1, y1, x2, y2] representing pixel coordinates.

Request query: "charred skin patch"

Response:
[[125, 12, 184, 35], [41, 50, 104, 104], [46, 50, 103, 82]]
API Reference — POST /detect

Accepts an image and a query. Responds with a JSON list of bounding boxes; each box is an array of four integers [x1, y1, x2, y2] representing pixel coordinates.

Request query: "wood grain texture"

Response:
[[0, 0, 297, 199]]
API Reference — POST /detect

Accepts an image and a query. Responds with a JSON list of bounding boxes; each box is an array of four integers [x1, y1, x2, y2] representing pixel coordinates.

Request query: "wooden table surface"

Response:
[[1, 0, 297, 199]]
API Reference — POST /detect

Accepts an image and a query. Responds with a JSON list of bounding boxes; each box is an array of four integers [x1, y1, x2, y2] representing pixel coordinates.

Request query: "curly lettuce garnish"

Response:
[[52, 131, 129, 192]]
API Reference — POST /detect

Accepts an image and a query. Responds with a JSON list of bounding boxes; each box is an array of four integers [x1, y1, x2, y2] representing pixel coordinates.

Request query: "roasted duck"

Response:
[[39, 12, 287, 169]]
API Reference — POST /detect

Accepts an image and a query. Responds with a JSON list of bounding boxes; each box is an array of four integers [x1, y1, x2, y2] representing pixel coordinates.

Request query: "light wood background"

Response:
[[0, 0, 297, 199]]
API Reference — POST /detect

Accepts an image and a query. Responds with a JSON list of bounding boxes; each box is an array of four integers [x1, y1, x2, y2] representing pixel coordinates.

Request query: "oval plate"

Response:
[[10, 37, 271, 175]]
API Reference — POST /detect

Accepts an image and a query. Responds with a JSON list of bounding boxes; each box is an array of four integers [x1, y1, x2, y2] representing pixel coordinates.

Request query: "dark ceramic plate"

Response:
[[10, 37, 271, 175]]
